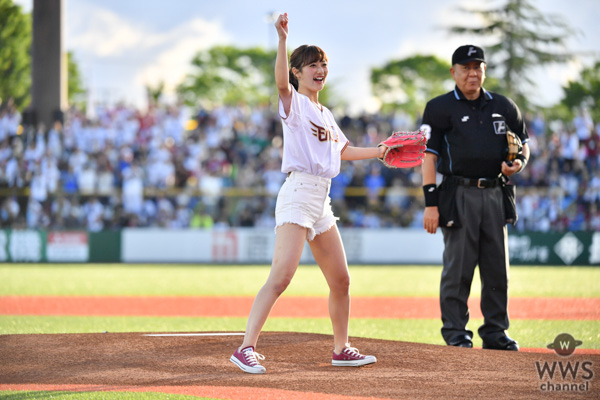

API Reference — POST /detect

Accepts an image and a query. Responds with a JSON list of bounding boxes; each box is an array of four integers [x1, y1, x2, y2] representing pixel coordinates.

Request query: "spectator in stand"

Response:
[[573, 109, 593, 142], [97, 164, 115, 197], [559, 128, 579, 172], [584, 170, 600, 205], [385, 177, 410, 214], [82, 197, 105, 232], [47, 121, 63, 157], [77, 162, 97, 196], [364, 164, 385, 206], [155, 193, 175, 227], [23, 140, 41, 170], [262, 159, 286, 197], [26, 200, 49, 228], [122, 165, 144, 219], [589, 203, 600, 231], [0, 139, 11, 163], [61, 165, 79, 195], [29, 165, 48, 206], [199, 166, 224, 215], [190, 204, 214, 229], [1, 196, 20, 226], [40, 150, 60, 195], [330, 163, 353, 213], [528, 111, 545, 137], [69, 147, 88, 177], [583, 129, 600, 172], [1, 99, 21, 144], [4, 155, 22, 188]]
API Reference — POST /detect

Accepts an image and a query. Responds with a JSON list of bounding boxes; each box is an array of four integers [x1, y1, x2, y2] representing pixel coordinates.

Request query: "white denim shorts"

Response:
[[275, 171, 338, 241]]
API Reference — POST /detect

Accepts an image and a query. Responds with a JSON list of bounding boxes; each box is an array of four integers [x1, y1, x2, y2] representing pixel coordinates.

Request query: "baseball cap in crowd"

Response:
[[452, 45, 486, 65]]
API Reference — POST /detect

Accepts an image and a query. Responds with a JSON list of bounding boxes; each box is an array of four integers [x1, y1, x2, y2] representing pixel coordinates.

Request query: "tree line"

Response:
[[1, 0, 598, 124]]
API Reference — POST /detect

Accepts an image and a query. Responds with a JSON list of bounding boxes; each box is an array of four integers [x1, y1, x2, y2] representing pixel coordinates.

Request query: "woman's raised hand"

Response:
[[274, 13, 288, 39]]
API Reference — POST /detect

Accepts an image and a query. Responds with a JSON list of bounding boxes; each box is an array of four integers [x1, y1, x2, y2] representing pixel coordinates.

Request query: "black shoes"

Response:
[[448, 334, 473, 348], [482, 335, 519, 351], [447, 334, 519, 351], [455, 340, 473, 348]]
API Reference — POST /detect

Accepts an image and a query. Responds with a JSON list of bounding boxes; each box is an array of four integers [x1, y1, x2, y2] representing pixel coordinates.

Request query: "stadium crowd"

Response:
[[0, 99, 599, 232]]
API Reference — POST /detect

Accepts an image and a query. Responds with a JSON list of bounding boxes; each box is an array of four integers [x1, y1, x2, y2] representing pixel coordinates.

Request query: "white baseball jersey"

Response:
[[278, 87, 349, 179]]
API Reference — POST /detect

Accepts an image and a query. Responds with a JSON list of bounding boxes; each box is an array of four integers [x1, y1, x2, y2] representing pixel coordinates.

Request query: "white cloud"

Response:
[[135, 18, 232, 98], [68, 6, 146, 57], [67, 2, 232, 107], [547, 59, 585, 87]]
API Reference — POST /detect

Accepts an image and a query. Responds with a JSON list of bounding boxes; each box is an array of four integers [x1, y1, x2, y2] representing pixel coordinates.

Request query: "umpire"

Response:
[[420, 45, 529, 351]]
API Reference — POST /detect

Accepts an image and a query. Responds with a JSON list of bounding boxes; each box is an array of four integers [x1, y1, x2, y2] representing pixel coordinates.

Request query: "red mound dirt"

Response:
[[1, 332, 598, 399]]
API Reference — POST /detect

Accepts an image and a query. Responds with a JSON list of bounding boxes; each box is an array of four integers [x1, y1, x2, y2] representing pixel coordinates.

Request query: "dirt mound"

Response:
[[1, 332, 598, 399]]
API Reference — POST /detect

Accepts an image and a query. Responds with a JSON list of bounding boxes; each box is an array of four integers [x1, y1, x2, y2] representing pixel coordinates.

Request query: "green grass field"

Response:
[[1, 263, 599, 400], [2, 264, 599, 297]]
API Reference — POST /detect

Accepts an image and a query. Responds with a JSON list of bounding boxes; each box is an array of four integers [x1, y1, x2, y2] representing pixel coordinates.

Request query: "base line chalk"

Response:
[[143, 332, 245, 337]]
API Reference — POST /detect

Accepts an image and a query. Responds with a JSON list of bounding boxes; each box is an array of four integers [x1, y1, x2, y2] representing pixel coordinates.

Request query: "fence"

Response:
[[1, 228, 598, 266]]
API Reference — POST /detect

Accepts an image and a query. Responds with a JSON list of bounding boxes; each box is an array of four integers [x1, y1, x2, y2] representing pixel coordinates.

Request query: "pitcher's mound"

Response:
[[1, 331, 597, 399]]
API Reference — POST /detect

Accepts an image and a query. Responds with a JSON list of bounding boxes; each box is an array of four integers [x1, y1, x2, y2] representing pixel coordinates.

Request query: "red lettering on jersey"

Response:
[[310, 120, 339, 143]]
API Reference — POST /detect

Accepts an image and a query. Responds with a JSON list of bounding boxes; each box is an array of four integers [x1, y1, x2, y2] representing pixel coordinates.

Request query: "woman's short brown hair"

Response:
[[288, 45, 328, 90]]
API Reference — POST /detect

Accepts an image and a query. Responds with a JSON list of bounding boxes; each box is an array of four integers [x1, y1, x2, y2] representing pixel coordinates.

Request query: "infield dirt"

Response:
[[1, 331, 599, 399], [2, 295, 599, 399]]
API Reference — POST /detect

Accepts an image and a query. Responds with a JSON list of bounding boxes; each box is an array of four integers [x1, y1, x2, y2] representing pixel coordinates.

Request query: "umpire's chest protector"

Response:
[[422, 87, 528, 179]]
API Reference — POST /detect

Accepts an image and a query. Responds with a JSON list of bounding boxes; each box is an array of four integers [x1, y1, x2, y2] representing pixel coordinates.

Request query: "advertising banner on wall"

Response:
[[121, 228, 445, 264], [2, 229, 598, 266], [46, 231, 89, 262], [0, 230, 45, 262], [0, 230, 89, 262], [509, 231, 600, 266]]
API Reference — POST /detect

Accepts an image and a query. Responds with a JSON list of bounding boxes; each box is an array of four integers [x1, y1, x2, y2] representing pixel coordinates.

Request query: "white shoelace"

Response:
[[343, 347, 363, 358], [242, 348, 265, 366]]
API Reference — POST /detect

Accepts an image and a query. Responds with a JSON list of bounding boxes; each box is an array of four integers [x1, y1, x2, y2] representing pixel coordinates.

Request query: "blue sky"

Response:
[[15, 0, 600, 115]]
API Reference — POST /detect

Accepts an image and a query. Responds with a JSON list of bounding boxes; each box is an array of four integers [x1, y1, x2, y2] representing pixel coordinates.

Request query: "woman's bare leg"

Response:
[[309, 225, 351, 354], [239, 223, 307, 349]]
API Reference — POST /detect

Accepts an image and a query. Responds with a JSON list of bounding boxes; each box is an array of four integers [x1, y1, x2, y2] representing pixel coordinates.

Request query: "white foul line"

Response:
[[143, 333, 245, 337]]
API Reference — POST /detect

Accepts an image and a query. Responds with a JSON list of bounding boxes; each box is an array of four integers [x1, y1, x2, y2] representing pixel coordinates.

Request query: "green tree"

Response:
[[177, 46, 277, 108], [0, 0, 31, 111], [67, 51, 86, 108], [370, 55, 454, 116], [146, 81, 165, 106], [177, 45, 336, 109], [1, 2, 86, 112], [560, 61, 600, 123], [447, 0, 576, 109]]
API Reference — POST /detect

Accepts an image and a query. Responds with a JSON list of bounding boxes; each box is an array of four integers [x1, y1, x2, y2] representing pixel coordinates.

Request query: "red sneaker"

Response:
[[332, 346, 377, 367], [230, 346, 266, 374]]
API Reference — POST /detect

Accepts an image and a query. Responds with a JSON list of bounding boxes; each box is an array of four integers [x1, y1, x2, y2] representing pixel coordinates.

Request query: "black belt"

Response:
[[451, 176, 501, 189]]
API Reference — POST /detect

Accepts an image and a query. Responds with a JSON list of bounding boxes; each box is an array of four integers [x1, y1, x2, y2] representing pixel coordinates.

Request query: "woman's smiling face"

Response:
[[295, 59, 328, 92]]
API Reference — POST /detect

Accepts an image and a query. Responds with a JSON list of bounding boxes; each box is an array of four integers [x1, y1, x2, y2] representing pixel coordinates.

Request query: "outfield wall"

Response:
[[1, 228, 598, 266]]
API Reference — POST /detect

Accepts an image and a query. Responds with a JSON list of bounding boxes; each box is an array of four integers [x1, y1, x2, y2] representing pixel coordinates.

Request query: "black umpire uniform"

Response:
[[421, 45, 529, 351]]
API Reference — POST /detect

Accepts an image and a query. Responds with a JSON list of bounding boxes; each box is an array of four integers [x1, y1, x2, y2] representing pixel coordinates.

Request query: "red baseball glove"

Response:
[[378, 130, 427, 168]]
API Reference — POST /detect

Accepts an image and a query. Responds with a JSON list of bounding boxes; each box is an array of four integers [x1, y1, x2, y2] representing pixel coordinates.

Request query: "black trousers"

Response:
[[440, 185, 510, 344]]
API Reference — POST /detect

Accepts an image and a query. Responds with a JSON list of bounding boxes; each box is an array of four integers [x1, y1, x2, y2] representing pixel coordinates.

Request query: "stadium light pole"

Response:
[[264, 11, 279, 49], [31, 0, 66, 129]]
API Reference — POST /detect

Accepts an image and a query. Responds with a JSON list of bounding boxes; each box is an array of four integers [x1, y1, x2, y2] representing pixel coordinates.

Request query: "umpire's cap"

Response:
[[452, 45, 486, 65]]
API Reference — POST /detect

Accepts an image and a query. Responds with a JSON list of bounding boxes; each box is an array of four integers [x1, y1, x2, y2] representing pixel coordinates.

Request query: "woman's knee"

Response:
[[329, 273, 350, 295], [266, 275, 293, 296]]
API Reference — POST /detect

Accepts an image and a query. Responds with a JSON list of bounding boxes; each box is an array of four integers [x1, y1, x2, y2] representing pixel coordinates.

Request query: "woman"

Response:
[[230, 12, 386, 374]]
